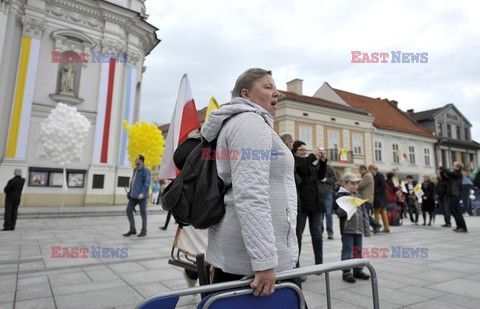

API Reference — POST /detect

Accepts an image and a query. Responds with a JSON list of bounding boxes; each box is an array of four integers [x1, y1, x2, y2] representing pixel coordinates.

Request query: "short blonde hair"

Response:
[[232, 68, 272, 98], [368, 164, 378, 171]]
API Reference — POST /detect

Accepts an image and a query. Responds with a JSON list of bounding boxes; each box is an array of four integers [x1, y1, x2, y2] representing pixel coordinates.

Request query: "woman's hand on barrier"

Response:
[[251, 268, 276, 297]]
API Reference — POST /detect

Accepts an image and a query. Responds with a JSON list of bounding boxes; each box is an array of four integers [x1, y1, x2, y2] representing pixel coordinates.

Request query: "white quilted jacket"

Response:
[[201, 97, 299, 275]]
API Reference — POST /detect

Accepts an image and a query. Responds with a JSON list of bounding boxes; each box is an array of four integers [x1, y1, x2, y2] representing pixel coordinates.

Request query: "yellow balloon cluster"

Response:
[[123, 120, 165, 170]]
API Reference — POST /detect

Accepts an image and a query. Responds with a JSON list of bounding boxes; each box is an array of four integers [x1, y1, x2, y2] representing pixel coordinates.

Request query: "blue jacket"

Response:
[[130, 165, 151, 199], [151, 182, 160, 192]]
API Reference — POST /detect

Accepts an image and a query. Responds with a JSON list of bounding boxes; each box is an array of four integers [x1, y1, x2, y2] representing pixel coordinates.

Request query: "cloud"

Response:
[[140, 0, 480, 140]]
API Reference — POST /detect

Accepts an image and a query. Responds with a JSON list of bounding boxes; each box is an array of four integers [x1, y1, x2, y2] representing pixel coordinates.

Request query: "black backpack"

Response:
[[162, 138, 232, 229]]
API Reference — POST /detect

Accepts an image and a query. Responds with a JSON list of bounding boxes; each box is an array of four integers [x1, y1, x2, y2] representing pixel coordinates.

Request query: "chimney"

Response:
[[385, 99, 398, 106], [287, 78, 303, 95], [407, 109, 414, 113]]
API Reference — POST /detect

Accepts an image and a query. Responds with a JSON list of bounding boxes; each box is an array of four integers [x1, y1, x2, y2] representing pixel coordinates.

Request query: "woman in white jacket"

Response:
[[201, 68, 299, 297]]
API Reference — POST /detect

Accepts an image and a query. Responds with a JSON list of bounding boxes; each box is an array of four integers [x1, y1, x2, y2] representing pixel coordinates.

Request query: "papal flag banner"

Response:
[[205, 96, 220, 123], [338, 148, 348, 163], [336, 196, 369, 220], [397, 150, 409, 164]]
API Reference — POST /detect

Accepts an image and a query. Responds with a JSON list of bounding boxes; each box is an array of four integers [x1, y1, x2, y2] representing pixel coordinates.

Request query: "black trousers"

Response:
[[448, 195, 467, 231], [4, 201, 20, 230]]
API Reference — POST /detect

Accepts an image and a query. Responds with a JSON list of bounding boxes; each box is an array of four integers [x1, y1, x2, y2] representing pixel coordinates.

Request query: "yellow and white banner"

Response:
[[336, 196, 368, 220], [338, 148, 348, 163], [5, 36, 41, 159]]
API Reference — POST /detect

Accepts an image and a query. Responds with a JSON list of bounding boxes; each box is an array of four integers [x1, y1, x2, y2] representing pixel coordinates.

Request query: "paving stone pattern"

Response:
[[1, 206, 479, 308]]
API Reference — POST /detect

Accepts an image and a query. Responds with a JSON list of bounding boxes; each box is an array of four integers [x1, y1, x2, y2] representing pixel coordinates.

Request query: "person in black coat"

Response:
[[405, 175, 419, 225], [369, 164, 390, 233], [440, 162, 467, 232], [3, 169, 25, 231], [436, 170, 450, 227], [421, 174, 435, 226], [293, 141, 327, 266]]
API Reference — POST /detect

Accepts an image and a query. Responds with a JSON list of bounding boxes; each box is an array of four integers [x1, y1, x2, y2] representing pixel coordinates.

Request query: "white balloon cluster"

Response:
[[39, 103, 91, 166]]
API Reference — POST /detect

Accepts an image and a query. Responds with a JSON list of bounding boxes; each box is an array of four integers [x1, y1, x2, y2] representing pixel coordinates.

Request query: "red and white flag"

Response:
[[158, 74, 200, 179]]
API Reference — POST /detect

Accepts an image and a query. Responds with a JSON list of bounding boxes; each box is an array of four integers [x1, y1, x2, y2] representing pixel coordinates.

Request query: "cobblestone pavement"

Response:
[[1, 206, 479, 308]]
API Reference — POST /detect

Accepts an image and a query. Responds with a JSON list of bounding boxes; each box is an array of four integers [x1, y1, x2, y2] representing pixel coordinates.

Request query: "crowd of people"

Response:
[[119, 68, 474, 304], [279, 132, 472, 283]]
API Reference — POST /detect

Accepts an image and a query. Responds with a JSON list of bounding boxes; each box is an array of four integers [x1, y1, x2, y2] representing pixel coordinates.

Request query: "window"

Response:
[[465, 128, 469, 141], [299, 126, 312, 150], [68, 173, 85, 188], [352, 133, 363, 155], [441, 150, 447, 167], [92, 174, 105, 189], [28, 168, 86, 188], [424, 148, 431, 166], [437, 123, 443, 136], [117, 176, 130, 187], [392, 144, 400, 164], [462, 152, 468, 166], [409, 146, 416, 165], [447, 124, 452, 138], [374, 141, 382, 162], [446, 113, 459, 121], [328, 130, 340, 161], [456, 126, 461, 139]]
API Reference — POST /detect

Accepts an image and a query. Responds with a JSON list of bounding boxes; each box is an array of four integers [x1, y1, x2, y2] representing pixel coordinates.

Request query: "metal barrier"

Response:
[[135, 259, 379, 309]]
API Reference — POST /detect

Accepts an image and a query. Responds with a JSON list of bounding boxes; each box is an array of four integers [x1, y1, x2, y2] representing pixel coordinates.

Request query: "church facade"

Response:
[[0, 0, 159, 206]]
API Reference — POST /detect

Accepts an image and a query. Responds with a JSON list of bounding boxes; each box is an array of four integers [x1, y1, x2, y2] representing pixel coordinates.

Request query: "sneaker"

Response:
[[441, 224, 451, 228], [328, 235, 334, 240], [122, 231, 136, 237], [454, 228, 467, 233], [137, 232, 147, 237], [342, 272, 356, 283], [353, 271, 371, 280]]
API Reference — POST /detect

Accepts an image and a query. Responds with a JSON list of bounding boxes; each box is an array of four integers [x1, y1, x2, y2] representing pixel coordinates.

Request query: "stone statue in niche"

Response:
[[59, 63, 75, 96]]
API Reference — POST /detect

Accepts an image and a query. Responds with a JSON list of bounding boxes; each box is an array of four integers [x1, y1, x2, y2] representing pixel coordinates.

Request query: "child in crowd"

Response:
[[405, 175, 419, 225], [334, 172, 371, 283]]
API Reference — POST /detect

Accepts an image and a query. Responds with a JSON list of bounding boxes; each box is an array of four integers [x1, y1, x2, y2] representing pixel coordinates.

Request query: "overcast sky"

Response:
[[139, 0, 480, 140]]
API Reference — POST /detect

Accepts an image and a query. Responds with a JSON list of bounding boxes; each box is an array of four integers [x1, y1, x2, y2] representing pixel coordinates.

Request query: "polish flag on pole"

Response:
[[158, 74, 200, 179]]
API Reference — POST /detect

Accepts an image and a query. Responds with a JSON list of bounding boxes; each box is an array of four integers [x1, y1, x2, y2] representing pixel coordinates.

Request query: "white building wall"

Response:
[[372, 129, 436, 180], [0, 0, 159, 206]]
